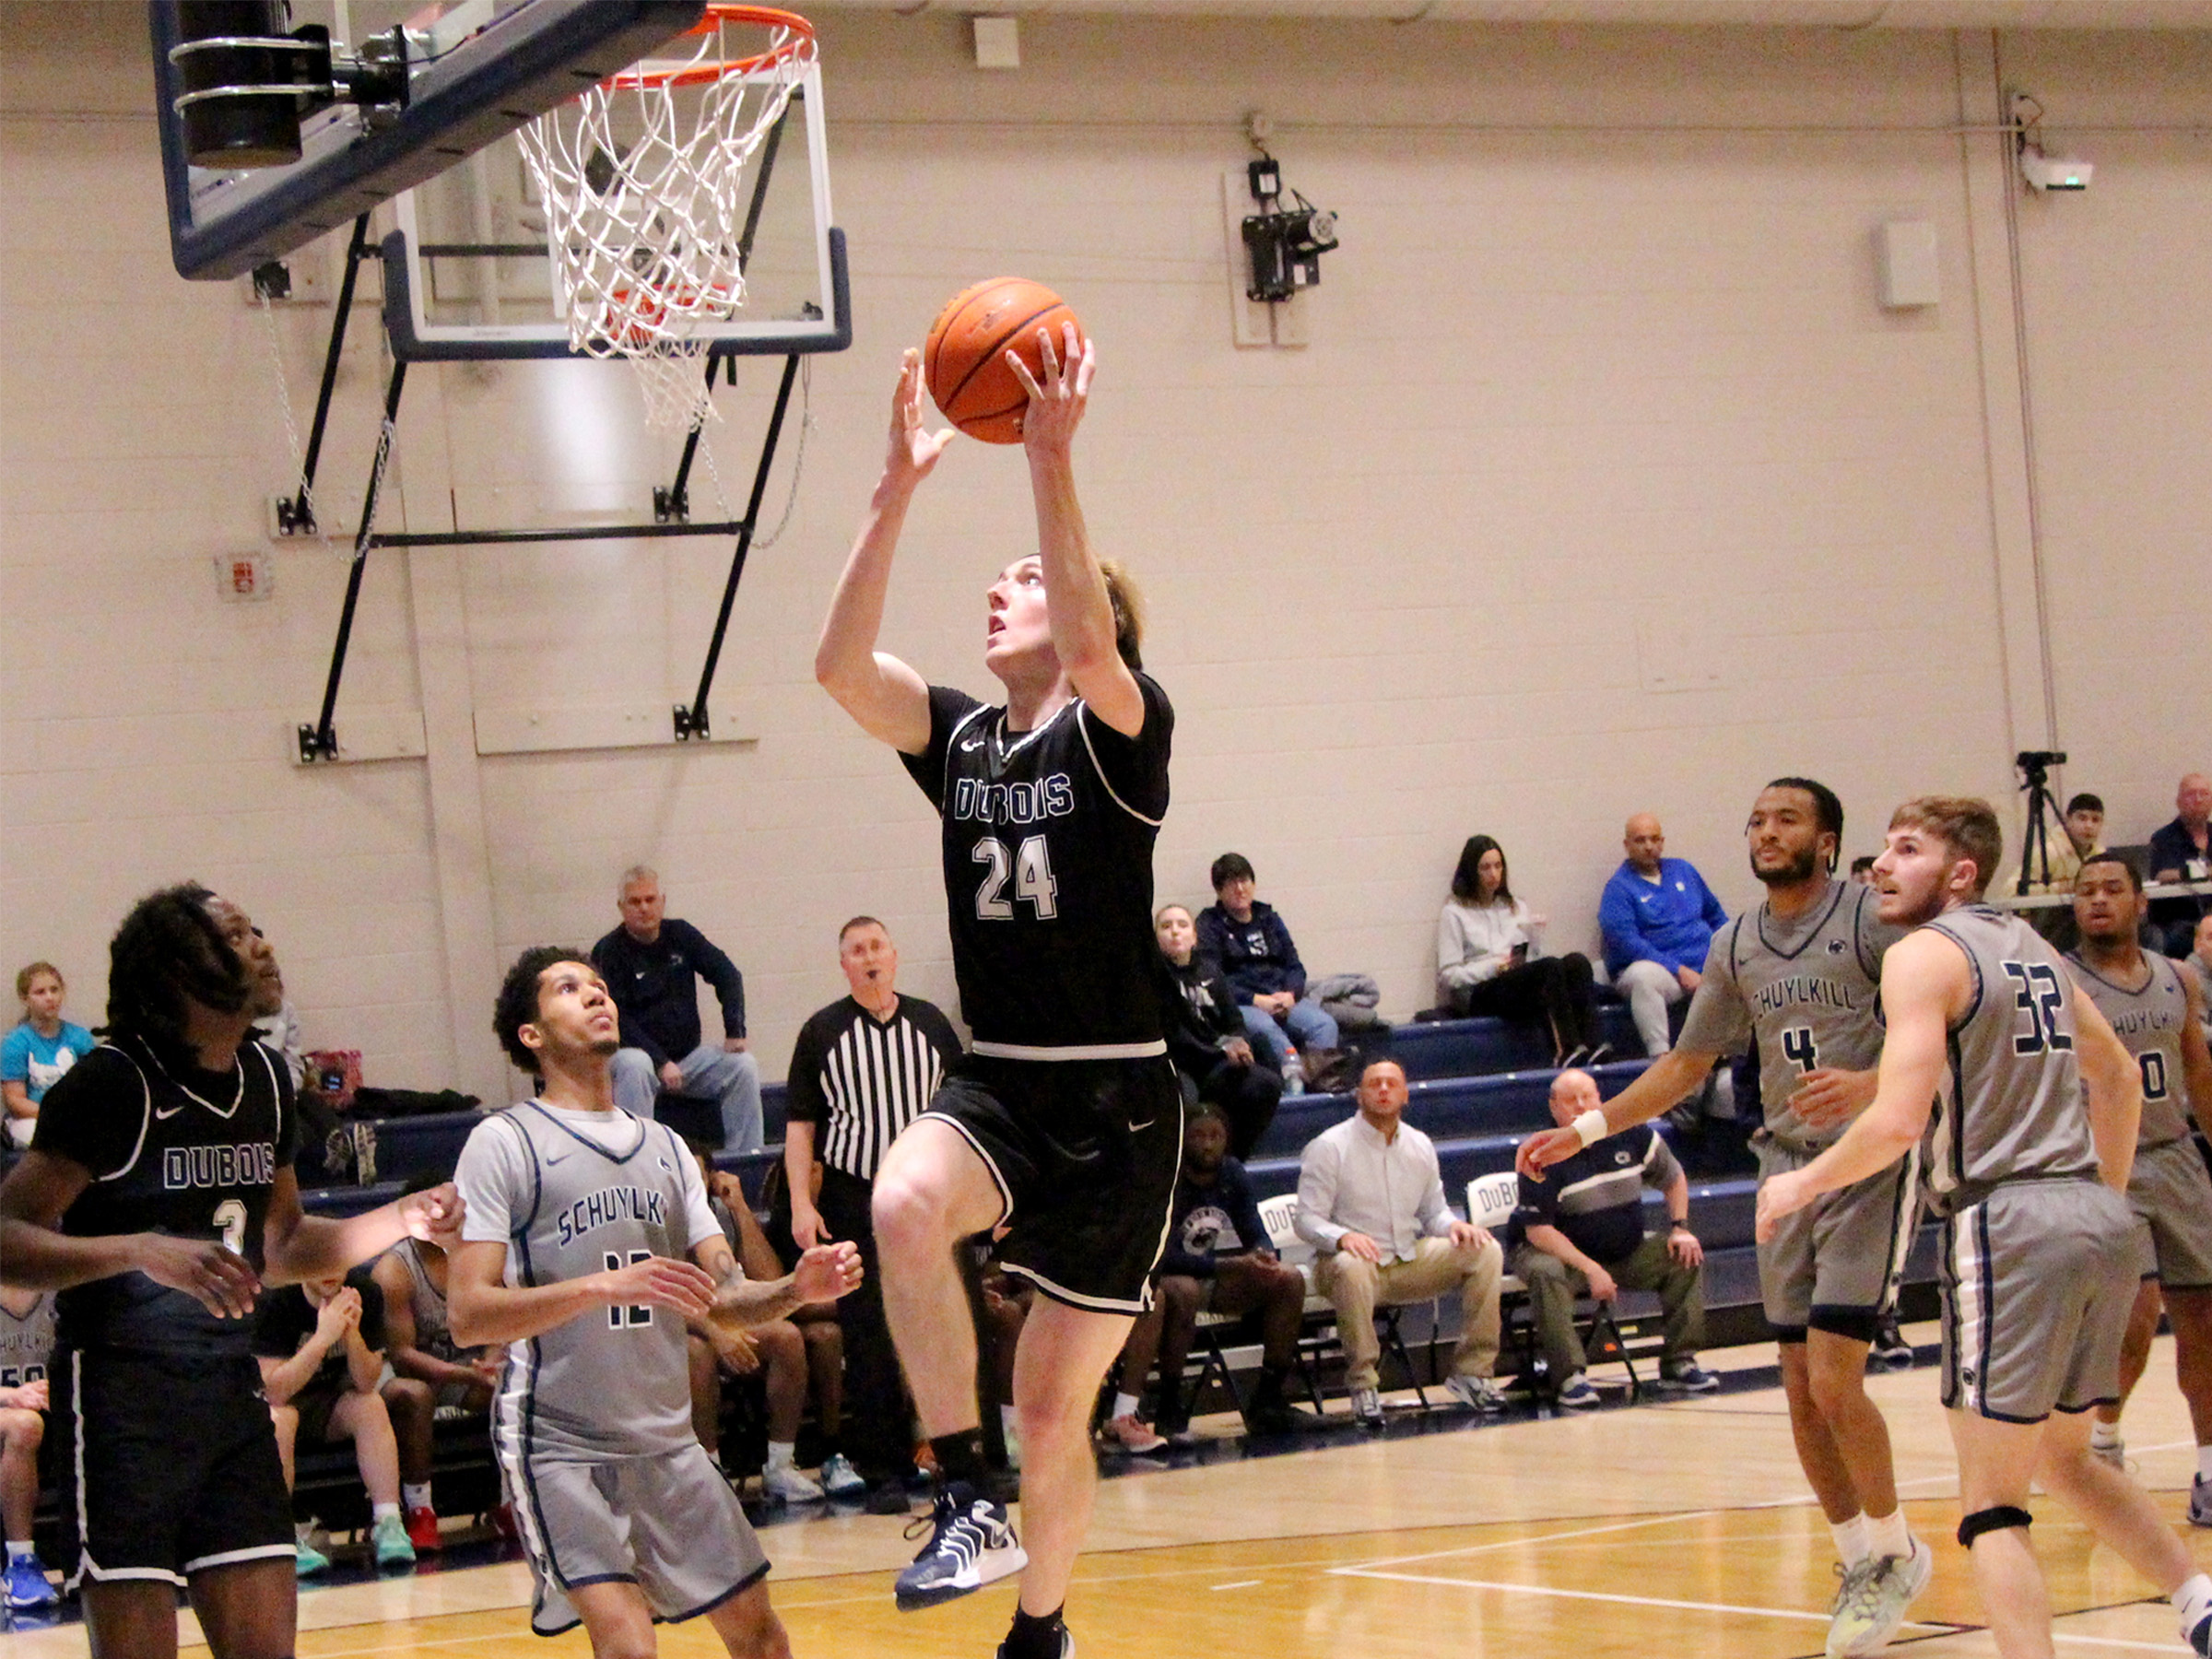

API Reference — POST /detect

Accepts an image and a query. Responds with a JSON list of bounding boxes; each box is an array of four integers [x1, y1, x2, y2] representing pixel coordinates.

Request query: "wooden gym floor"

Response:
[[15, 1324, 2212, 1658]]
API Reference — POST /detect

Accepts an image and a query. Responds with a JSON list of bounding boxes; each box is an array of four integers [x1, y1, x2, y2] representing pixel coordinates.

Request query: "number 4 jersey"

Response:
[[902, 676, 1173, 1055], [29, 1037, 297, 1357], [1678, 877, 1900, 1150]]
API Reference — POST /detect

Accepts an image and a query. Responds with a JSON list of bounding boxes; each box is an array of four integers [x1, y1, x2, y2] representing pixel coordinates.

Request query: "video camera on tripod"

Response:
[[2016, 748, 2069, 894]]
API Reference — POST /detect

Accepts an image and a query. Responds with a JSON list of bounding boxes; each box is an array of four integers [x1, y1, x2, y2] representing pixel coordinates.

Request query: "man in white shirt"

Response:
[[1294, 1058, 1505, 1424]]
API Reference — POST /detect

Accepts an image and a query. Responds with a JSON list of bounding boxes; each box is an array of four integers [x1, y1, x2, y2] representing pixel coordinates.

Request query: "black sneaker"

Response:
[[894, 1482, 1027, 1610], [865, 1477, 914, 1516], [996, 1628, 1076, 1659], [1870, 1317, 1915, 1369]]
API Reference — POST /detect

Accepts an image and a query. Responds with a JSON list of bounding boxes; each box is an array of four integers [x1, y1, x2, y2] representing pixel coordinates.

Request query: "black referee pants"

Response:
[[818, 1166, 908, 1482]]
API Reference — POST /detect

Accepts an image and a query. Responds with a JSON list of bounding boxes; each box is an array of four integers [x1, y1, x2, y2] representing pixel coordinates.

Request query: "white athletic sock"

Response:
[[1830, 1514, 1870, 1568], [371, 1501, 401, 1524], [2091, 1419, 2124, 1451], [1112, 1393, 1141, 1422], [402, 1482, 432, 1512], [2196, 1446, 2212, 1484], [767, 1441, 796, 1471], [6, 1539, 33, 1559], [2171, 1572, 2212, 1634], [1865, 1508, 1912, 1562]]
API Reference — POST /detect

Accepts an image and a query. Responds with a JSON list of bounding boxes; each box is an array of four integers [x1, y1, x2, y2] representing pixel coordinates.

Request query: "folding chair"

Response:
[[1470, 1173, 1641, 1401], [1259, 1194, 1436, 1410]]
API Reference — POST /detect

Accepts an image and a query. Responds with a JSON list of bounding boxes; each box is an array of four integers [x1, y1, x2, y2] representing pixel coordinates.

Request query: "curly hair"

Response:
[[493, 946, 594, 1074], [106, 884, 250, 1063]]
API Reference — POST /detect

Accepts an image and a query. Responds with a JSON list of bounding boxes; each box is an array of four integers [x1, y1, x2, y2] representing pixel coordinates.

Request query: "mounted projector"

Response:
[[2019, 148, 2092, 193]]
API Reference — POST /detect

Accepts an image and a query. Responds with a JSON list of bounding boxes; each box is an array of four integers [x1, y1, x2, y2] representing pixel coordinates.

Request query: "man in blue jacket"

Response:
[[591, 865, 764, 1150], [1600, 816, 1729, 1061]]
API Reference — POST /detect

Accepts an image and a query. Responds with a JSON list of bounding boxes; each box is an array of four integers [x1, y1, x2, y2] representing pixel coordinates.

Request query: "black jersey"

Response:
[[902, 673, 1173, 1054], [31, 1036, 297, 1358]]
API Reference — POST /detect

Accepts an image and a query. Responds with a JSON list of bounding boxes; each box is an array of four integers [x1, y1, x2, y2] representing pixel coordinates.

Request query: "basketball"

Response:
[[924, 277, 1085, 444]]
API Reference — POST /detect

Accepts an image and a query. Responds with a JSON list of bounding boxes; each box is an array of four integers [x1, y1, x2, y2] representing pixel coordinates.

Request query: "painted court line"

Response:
[[1211, 1579, 1264, 1591], [1332, 1567, 1951, 1632], [1332, 1507, 1721, 1573]]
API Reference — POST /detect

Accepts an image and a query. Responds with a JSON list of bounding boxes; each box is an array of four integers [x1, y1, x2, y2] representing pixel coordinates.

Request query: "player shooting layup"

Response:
[[1521, 780, 1928, 1658], [818, 328, 1178, 1659], [1760, 797, 2212, 1659]]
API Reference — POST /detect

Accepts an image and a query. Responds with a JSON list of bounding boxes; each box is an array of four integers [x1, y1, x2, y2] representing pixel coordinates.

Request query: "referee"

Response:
[[784, 917, 962, 1512]]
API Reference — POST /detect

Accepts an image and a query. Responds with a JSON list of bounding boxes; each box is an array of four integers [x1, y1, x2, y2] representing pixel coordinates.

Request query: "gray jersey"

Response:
[[0, 1291, 55, 1388], [1920, 905, 2100, 1217], [455, 1101, 720, 1460], [392, 1237, 463, 1365], [1677, 878, 1898, 1148], [2066, 950, 2196, 1149]]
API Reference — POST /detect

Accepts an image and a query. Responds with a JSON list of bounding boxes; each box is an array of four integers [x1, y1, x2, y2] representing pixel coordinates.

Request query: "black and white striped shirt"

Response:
[[784, 995, 963, 1182]]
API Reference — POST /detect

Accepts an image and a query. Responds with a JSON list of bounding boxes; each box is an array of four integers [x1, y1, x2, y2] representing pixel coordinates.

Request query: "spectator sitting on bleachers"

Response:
[[0, 1283, 59, 1609], [594, 865, 764, 1150], [687, 1147, 856, 1503], [1157, 903, 1282, 1157], [2, 963, 95, 1153], [1198, 853, 1347, 1093], [1849, 856, 1877, 886], [1437, 836, 1605, 1066], [2151, 773, 2212, 956], [1101, 1106, 1323, 1452], [371, 1172, 503, 1550], [253, 1265, 423, 1573], [1510, 1069, 1717, 1408], [1600, 814, 1728, 1062], [1297, 1058, 1507, 1425]]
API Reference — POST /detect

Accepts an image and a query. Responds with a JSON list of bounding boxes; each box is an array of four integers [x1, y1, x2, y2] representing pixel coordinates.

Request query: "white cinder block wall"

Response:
[[2, 9, 2205, 1100]]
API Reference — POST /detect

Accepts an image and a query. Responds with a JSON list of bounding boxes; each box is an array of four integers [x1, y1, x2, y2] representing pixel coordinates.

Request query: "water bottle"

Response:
[[1282, 1048, 1306, 1096]]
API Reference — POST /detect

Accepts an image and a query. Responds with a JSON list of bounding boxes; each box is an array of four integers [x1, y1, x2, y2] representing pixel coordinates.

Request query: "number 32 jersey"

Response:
[[31, 1036, 297, 1357], [902, 675, 1173, 1054]]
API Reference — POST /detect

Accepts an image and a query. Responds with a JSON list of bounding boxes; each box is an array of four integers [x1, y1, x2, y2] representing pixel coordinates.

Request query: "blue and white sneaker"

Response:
[[2190, 1476, 2212, 1529], [2188, 1605, 2212, 1658], [895, 1482, 1026, 1611], [1554, 1374, 1601, 1409], [5, 1552, 58, 1609], [1660, 1360, 1721, 1394]]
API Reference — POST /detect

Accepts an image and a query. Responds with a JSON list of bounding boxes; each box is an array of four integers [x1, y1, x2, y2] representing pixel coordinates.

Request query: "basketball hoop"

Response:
[[514, 6, 818, 430]]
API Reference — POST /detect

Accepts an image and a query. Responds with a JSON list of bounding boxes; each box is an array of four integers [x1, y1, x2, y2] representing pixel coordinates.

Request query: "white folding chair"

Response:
[[1474, 1173, 1641, 1399]]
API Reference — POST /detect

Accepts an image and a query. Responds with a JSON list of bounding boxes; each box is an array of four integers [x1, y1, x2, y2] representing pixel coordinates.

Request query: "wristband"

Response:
[[1571, 1108, 1608, 1148]]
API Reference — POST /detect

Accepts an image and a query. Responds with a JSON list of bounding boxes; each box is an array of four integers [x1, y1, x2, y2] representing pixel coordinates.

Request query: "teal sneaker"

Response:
[[371, 1510, 418, 1568]]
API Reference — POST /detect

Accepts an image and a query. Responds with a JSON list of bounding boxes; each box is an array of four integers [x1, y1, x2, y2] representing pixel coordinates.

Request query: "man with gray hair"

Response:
[[592, 868, 763, 1152]]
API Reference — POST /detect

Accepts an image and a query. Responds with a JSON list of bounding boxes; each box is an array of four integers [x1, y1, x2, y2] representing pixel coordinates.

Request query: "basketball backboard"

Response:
[[154, 0, 715, 279], [381, 64, 845, 360]]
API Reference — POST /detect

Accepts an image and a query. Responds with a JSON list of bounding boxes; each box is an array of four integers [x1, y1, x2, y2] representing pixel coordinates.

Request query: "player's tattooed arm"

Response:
[[0, 1149, 262, 1317], [2180, 974, 2212, 1146], [445, 1239, 717, 1347], [2072, 994, 2142, 1195], [815, 351, 939, 755], [695, 1232, 863, 1331]]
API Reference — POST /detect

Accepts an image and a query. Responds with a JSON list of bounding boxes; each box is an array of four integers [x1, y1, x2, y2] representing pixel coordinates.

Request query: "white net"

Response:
[[513, 7, 817, 431]]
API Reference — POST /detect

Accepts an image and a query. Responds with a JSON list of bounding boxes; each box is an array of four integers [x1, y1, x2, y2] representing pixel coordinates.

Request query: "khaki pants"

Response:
[[1313, 1234, 1503, 1393], [1509, 1231, 1704, 1384]]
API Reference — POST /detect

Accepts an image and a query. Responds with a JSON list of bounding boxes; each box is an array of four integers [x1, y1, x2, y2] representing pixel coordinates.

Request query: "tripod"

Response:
[[2017, 758, 2068, 895]]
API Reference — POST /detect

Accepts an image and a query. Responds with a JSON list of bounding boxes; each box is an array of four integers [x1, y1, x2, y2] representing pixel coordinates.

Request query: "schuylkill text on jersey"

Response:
[[902, 676, 1174, 1053]]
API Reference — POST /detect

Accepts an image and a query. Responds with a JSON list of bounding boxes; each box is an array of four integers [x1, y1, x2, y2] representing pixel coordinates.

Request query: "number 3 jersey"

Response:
[[454, 1102, 720, 1459], [902, 675, 1174, 1055], [1677, 877, 1900, 1150], [30, 1037, 296, 1357], [2065, 948, 2194, 1149], [1919, 904, 2100, 1217]]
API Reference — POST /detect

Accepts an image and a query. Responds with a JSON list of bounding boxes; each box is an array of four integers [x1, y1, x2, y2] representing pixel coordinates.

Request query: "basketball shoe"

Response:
[[895, 1481, 1026, 1610]]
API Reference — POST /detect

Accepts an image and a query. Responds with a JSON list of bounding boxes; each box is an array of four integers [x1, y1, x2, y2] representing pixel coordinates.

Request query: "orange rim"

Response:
[[611, 5, 815, 90]]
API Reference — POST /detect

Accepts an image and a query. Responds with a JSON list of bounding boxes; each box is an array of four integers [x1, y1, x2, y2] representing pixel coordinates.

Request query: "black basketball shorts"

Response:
[[922, 1053, 1183, 1314], [52, 1347, 296, 1589]]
